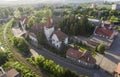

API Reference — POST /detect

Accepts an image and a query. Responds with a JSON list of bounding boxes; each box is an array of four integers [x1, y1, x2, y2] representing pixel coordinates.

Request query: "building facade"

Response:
[[44, 18, 55, 41], [112, 4, 120, 10], [51, 30, 68, 49]]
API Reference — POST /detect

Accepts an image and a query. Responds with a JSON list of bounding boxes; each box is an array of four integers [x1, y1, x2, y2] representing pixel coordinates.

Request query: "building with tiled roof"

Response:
[[29, 23, 45, 46], [44, 18, 53, 28], [52, 30, 68, 41], [94, 27, 116, 39], [19, 16, 28, 31], [112, 4, 120, 10], [102, 21, 112, 30], [66, 48, 96, 64], [51, 30, 68, 49], [44, 18, 55, 40], [30, 24, 44, 34]]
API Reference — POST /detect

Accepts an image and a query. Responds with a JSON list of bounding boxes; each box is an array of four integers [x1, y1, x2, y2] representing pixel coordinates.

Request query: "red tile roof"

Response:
[[95, 27, 113, 38], [66, 48, 83, 59], [52, 30, 68, 41], [45, 18, 53, 28], [115, 63, 120, 74], [66, 48, 96, 64]]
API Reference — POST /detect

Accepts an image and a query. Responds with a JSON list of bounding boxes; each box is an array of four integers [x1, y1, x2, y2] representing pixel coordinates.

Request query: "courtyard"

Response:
[[95, 33, 120, 74]]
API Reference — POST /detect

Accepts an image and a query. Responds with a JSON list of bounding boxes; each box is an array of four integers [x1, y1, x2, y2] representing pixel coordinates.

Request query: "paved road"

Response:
[[95, 33, 120, 76], [30, 45, 112, 77], [109, 33, 120, 52], [4, 22, 46, 77]]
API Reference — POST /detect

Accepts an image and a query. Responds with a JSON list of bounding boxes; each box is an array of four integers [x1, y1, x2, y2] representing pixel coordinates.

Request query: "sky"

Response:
[[0, 0, 120, 2], [0, 0, 120, 5]]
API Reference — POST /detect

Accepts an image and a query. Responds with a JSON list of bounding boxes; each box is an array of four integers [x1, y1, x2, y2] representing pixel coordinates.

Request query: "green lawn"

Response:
[[118, 26, 120, 31]]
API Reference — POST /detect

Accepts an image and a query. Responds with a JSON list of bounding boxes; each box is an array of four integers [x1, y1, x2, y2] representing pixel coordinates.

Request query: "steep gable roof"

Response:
[[95, 27, 113, 38], [66, 48, 83, 59], [66, 48, 96, 64], [30, 24, 44, 34], [52, 30, 68, 41], [45, 18, 53, 28]]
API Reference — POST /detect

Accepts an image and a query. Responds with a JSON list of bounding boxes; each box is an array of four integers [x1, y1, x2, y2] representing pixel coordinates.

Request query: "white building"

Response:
[[44, 18, 55, 41], [91, 3, 97, 9], [112, 4, 120, 10], [19, 16, 27, 31], [0, 67, 6, 77], [51, 30, 68, 49]]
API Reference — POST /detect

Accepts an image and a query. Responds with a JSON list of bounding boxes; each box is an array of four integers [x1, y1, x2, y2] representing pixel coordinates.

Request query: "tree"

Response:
[[0, 50, 8, 66], [18, 7, 23, 13], [2, 62, 40, 77], [62, 68, 78, 77], [109, 16, 119, 23], [96, 44, 105, 54], [11, 37, 29, 55], [28, 55, 79, 77], [14, 10, 21, 18], [58, 14, 94, 37], [27, 16, 37, 29], [37, 30, 46, 45]]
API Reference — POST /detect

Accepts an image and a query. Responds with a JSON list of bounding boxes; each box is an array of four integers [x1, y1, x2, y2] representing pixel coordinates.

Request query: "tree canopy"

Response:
[[96, 44, 105, 54], [28, 55, 79, 77], [37, 30, 46, 45], [109, 16, 119, 23], [58, 14, 94, 37], [0, 50, 8, 66], [11, 37, 29, 55], [14, 10, 21, 18], [27, 16, 37, 29], [2, 61, 39, 77]]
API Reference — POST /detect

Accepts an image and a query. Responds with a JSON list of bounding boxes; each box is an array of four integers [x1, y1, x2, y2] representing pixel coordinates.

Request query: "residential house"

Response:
[[51, 30, 68, 49], [6, 69, 20, 77], [0, 67, 19, 77], [30, 24, 44, 34], [112, 4, 120, 10], [19, 16, 27, 31], [0, 67, 7, 77], [44, 18, 55, 41], [94, 27, 117, 40], [29, 24, 44, 46], [91, 3, 97, 9], [102, 21, 112, 30], [66, 48, 95, 64], [87, 25, 118, 49], [114, 63, 120, 77]]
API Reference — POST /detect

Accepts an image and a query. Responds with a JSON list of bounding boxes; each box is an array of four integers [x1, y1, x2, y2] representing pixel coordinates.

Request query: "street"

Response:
[[30, 45, 112, 77], [95, 33, 120, 76]]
